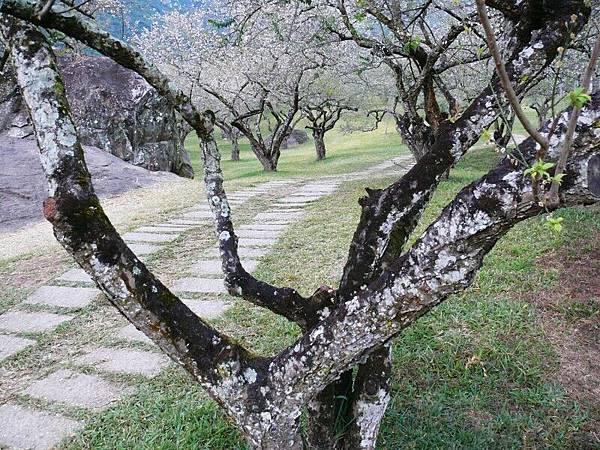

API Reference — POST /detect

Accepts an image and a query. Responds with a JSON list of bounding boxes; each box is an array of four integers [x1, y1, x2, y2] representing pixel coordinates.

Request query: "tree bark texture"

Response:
[[1, 1, 597, 448]]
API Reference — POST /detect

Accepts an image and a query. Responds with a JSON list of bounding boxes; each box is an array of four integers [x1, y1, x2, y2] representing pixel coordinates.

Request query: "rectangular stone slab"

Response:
[[169, 219, 208, 226], [172, 277, 227, 294], [123, 232, 179, 243], [23, 369, 125, 410], [136, 226, 186, 234], [206, 247, 268, 258], [154, 223, 195, 230], [254, 212, 304, 221], [0, 311, 73, 334], [75, 347, 169, 377], [0, 334, 36, 362], [25, 286, 98, 309], [191, 259, 258, 275], [238, 224, 287, 232], [238, 238, 277, 248], [57, 268, 93, 283], [236, 230, 282, 239], [183, 299, 231, 320], [0, 404, 81, 450], [117, 324, 153, 345], [128, 243, 162, 256], [181, 211, 213, 220]]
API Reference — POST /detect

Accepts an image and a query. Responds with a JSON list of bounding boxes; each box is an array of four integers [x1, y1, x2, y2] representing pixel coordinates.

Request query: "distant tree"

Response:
[[1, 1, 599, 449], [136, 2, 329, 171]]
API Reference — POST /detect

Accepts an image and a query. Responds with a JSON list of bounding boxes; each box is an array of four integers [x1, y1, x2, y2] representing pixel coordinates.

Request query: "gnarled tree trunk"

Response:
[[230, 131, 240, 161], [313, 128, 326, 161]]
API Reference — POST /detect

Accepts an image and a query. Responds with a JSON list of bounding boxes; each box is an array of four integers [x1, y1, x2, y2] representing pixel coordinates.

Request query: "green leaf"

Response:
[[568, 87, 591, 108], [404, 37, 421, 53], [545, 215, 564, 233]]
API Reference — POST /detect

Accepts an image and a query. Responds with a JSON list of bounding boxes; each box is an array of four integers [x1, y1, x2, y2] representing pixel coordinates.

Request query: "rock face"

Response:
[[0, 55, 194, 178], [282, 129, 309, 149], [267, 129, 309, 150], [0, 136, 181, 232], [0, 64, 33, 139]]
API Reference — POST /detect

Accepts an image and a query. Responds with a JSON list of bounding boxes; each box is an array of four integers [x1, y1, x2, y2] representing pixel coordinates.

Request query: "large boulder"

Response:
[[267, 128, 309, 149], [0, 55, 194, 178]]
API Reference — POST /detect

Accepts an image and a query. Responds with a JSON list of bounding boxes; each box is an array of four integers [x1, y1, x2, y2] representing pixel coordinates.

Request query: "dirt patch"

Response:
[[529, 233, 600, 444], [0, 136, 181, 232]]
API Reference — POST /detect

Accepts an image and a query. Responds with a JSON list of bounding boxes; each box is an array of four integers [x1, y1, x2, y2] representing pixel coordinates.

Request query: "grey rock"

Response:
[[0, 335, 36, 362], [1, 56, 194, 178], [57, 268, 93, 284], [183, 299, 231, 320], [75, 347, 169, 377], [172, 278, 227, 294], [0, 311, 73, 334], [24, 286, 98, 309], [0, 136, 180, 232], [23, 369, 125, 410], [0, 404, 81, 450]]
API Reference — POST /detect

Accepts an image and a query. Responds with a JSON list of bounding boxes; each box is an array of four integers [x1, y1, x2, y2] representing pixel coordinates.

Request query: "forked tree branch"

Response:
[[0, 0, 323, 328], [0, 14, 262, 414], [548, 36, 600, 203]]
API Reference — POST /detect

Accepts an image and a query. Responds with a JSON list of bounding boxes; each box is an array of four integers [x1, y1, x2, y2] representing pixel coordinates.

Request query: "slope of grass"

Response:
[[185, 121, 403, 183]]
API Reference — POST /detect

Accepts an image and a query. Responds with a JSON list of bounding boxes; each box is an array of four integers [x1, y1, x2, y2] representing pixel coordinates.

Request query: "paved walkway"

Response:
[[0, 156, 413, 449]]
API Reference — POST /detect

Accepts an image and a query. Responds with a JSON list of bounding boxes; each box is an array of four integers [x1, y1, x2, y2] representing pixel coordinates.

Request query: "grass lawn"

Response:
[[185, 121, 403, 183], [65, 140, 600, 448]]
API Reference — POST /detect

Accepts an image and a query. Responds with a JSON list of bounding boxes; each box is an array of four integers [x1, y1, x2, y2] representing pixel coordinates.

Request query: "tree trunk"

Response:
[[395, 115, 434, 162], [252, 142, 278, 171], [313, 129, 327, 161], [230, 132, 240, 161]]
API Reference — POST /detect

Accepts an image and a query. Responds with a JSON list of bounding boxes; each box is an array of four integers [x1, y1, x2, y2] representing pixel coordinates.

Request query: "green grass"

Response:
[[185, 121, 403, 183], [65, 145, 600, 449]]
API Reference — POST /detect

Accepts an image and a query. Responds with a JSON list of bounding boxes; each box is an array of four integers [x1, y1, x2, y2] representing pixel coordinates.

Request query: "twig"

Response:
[[35, 0, 56, 20], [475, 0, 549, 153], [547, 35, 600, 204]]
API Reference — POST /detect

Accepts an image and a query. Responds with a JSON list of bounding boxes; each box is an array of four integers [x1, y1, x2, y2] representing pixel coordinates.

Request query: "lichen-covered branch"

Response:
[[0, 0, 324, 328], [260, 95, 600, 442], [0, 14, 264, 421]]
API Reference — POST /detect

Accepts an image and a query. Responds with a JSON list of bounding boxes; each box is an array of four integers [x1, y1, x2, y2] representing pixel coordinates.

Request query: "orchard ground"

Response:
[[0, 123, 598, 449]]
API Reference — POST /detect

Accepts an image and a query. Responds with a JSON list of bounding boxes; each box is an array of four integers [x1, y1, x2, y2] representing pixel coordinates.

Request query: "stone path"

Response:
[[0, 156, 413, 449]]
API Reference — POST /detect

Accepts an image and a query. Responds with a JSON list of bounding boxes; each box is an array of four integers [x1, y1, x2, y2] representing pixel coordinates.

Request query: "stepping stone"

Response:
[[238, 238, 277, 248], [137, 226, 185, 234], [57, 268, 93, 283], [183, 299, 231, 320], [0, 335, 36, 362], [25, 286, 98, 309], [185, 205, 212, 212], [191, 259, 259, 275], [23, 369, 124, 410], [117, 324, 153, 345], [236, 229, 282, 239], [182, 211, 213, 220], [155, 223, 194, 229], [75, 347, 169, 377], [207, 247, 268, 258], [123, 232, 178, 243], [0, 311, 73, 334], [172, 277, 226, 294], [170, 219, 208, 226], [238, 224, 287, 232], [254, 212, 304, 221], [129, 243, 162, 256], [0, 404, 81, 450]]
